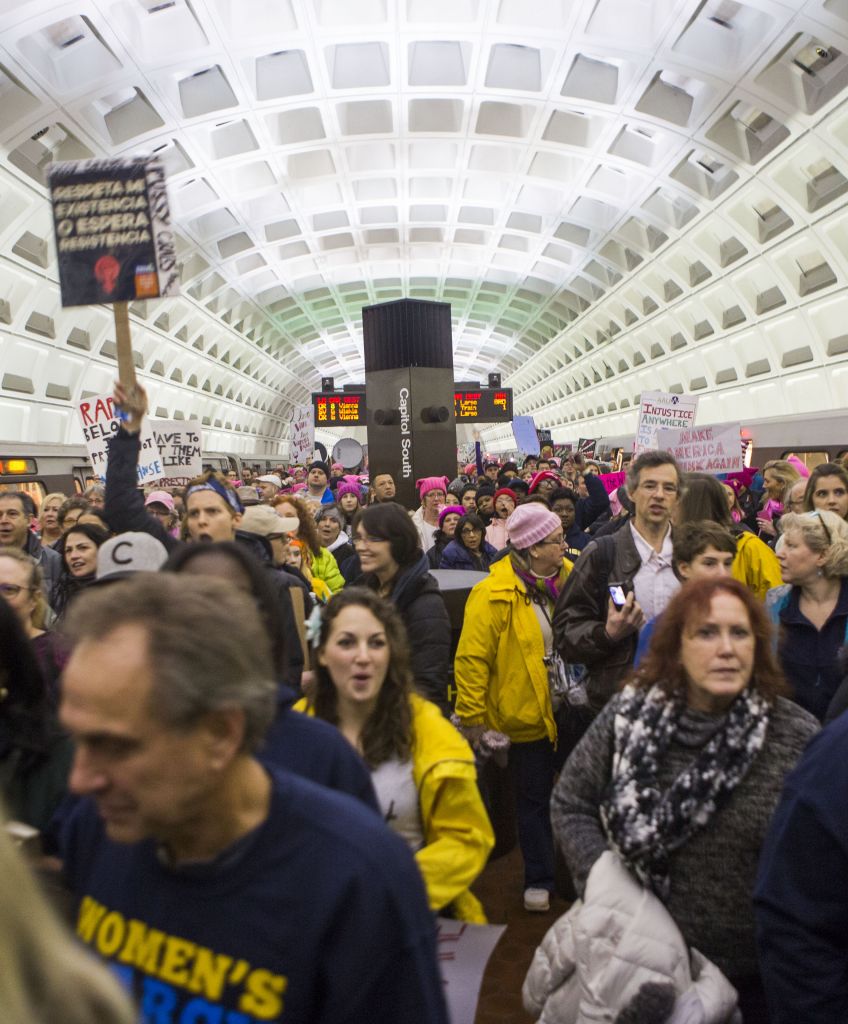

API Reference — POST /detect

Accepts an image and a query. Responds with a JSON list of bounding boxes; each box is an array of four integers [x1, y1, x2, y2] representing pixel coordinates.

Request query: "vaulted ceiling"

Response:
[[0, 0, 847, 453]]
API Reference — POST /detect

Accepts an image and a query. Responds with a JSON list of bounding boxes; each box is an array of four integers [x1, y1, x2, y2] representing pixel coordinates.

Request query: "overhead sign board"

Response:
[[453, 388, 513, 422], [47, 155, 179, 308], [314, 387, 514, 425], [312, 391, 367, 426]]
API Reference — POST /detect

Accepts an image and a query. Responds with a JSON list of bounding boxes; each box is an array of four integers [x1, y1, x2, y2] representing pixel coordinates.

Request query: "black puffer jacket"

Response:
[[357, 554, 452, 713]]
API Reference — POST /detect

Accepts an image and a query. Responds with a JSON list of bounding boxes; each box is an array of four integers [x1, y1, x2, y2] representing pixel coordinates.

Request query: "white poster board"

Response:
[[511, 415, 540, 456], [634, 390, 700, 454], [656, 422, 743, 474], [77, 394, 161, 484], [290, 405, 314, 465], [149, 419, 202, 487], [436, 918, 506, 1024]]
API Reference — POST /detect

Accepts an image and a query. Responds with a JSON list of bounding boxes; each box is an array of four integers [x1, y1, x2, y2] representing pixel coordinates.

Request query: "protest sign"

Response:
[[47, 156, 179, 308], [598, 470, 627, 495], [150, 419, 202, 487], [290, 405, 315, 464], [511, 415, 540, 455], [634, 390, 700, 453], [577, 437, 596, 458], [77, 393, 161, 484], [436, 918, 506, 1024], [656, 422, 743, 474]]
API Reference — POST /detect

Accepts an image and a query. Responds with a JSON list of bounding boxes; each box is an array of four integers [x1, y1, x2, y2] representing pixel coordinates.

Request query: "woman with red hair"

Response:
[[551, 577, 818, 1022]]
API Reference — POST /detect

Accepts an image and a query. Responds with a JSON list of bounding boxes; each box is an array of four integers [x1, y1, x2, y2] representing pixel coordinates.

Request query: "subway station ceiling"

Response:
[[1, 0, 848, 453]]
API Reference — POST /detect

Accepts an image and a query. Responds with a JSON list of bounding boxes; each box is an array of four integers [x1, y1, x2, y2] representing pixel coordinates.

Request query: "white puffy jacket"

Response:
[[523, 852, 741, 1024]]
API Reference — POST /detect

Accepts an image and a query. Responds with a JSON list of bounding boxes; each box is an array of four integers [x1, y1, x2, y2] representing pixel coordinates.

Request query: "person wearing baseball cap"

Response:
[[144, 490, 180, 538], [256, 475, 283, 503], [454, 502, 571, 913], [95, 532, 168, 584]]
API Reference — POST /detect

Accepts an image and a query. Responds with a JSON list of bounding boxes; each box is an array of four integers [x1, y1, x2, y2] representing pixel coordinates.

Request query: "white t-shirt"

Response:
[[371, 757, 425, 854]]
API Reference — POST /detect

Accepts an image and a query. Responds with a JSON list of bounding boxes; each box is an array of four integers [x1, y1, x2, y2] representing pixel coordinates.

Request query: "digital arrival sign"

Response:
[[312, 391, 367, 426], [47, 156, 179, 308]]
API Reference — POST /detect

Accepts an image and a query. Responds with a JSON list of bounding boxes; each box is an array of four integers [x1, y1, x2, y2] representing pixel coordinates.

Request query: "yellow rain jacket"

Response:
[[454, 555, 572, 746], [295, 693, 494, 922], [732, 530, 783, 600]]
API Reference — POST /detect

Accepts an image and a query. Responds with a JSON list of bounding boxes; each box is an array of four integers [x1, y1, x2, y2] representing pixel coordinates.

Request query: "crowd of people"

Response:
[[0, 379, 847, 1022]]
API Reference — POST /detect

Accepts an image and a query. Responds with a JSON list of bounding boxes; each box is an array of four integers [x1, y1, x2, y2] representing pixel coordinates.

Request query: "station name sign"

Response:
[[312, 386, 513, 425]]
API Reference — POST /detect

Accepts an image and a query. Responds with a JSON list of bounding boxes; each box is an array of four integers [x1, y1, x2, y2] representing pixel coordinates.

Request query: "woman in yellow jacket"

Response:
[[272, 493, 346, 593], [454, 504, 572, 913], [677, 474, 782, 599], [297, 587, 493, 922]]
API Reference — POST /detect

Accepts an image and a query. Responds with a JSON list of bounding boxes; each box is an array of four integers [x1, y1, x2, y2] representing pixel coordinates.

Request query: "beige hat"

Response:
[[240, 505, 298, 537]]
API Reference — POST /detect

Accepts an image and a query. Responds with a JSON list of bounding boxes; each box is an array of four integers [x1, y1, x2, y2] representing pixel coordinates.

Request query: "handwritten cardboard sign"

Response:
[[290, 405, 315, 464], [47, 155, 179, 308], [656, 422, 743, 474], [634, 390, 700, 454], [436, 918, 506, 1024], [149, 419, 202, 487], [77, 394, 161, 484]]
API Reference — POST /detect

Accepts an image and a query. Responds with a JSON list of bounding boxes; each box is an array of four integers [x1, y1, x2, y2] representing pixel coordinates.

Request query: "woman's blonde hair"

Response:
[[0, 812, 135, 1024], [39, 492, 66, 520], [0, 548, 48, 630], [763, 459, 802, 492], [780, 510, 848, 578]]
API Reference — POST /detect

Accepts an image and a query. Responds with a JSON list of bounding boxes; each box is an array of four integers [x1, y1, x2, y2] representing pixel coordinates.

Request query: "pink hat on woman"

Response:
[[506, 504, 562, 549], [416, 476, 450, 500]]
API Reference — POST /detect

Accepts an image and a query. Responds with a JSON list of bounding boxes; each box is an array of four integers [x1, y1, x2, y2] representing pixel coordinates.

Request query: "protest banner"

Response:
[[77, 393, 161, 484], [47, 156, 179, 309], [511, 415, 540, 455], [149, 419, 202, 487], [634, 390, 700, 453], [436, 918, 506, 1024], [290, 405, 315, 465], [577, 437, 596, 458], [48, 155, 179, 399], [656, 422, 743, 474]]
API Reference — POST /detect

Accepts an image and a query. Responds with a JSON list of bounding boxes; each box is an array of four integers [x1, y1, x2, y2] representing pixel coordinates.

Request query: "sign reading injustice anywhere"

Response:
[[656, 422, 743, 474], [634, 390, 700, 454], [47, 156, 179, 307]]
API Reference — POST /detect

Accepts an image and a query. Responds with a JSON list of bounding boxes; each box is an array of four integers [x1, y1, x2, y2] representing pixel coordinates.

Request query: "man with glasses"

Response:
[[0, 492, 61, 602], [554, 451, 682, 720]]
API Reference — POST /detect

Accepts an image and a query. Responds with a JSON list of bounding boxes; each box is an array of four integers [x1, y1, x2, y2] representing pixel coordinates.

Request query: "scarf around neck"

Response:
[[600, 683, 770, 899], [514, 562, 569, 604]]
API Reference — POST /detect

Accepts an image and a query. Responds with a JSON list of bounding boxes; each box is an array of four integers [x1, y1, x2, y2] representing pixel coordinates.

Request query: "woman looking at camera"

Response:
[[301, 588, 493, 921]]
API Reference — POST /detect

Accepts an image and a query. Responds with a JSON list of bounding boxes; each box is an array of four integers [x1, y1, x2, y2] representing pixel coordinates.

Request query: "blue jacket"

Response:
[[755, 712, 848, 1023], [439, 539, 498, 572]]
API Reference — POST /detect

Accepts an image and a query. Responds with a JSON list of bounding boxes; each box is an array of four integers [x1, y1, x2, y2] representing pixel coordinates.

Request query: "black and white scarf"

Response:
[[600, 683, 770, 899]]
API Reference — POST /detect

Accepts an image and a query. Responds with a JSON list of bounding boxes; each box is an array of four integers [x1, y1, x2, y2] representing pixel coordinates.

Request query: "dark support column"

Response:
[[364, 299, 456, 510]]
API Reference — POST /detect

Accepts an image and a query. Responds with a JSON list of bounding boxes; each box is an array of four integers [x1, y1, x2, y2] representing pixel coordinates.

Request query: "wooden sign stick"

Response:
[[113, 301, 137, 392]]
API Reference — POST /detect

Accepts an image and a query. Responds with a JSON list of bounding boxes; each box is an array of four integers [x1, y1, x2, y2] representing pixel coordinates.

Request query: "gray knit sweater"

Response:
[[551, 693, 818, 980]]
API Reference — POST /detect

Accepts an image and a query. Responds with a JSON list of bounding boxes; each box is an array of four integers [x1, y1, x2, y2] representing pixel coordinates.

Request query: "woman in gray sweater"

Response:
[[551, 577, 818, 1024]]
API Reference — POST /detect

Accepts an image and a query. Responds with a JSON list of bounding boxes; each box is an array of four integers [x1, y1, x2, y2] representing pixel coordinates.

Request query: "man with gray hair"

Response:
[[59, 574, 447, 1024]]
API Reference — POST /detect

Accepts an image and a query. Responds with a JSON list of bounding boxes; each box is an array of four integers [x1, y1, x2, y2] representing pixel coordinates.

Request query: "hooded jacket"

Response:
[[731, 530, 782, 600], [24, 530, 61, 603], [295, 693, 493, 922], [358, 554, 451, 712], [454, 555, 572, 744], [523, 851, 740, 1024]]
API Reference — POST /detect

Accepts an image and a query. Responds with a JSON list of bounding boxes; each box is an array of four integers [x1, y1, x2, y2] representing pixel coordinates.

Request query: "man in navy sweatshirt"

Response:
[[59, 572, 447, 1024], [755, 709, 848, 1023]]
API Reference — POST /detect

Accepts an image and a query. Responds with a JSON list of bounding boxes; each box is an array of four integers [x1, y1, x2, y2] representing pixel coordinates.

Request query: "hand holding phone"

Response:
[[608, 581, 631, 608]]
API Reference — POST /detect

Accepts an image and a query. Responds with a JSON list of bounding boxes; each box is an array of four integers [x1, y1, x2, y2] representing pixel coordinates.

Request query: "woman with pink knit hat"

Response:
[[410, 476, 449, 554], [454, 502, 573, 912], [334, 477, 363, 533]]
